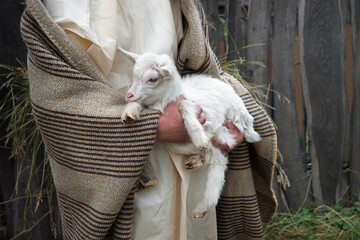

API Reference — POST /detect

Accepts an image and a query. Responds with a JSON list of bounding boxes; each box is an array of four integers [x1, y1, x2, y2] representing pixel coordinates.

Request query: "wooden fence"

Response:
[[0, 0, 359, 239], [201, 0, 360, 212]]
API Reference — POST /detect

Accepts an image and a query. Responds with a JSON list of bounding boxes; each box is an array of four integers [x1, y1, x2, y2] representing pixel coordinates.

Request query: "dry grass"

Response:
[[0, 63, 56, 238], [266, 197, 360, 240]]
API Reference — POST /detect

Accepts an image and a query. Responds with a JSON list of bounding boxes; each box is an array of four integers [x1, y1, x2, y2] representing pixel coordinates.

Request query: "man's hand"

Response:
[[156, 96, 206, 143], [211, 120, 244, 154], [156, 97, 243, 152]]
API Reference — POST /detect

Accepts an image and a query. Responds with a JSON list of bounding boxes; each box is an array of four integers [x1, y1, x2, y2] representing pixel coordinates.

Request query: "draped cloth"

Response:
[[21, 0, 278, 239], [41, 1, 217, 239]]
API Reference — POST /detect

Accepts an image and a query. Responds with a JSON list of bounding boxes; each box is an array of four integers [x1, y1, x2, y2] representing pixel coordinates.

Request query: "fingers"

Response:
[[224, 120, 244, 143], [223, 119, 234, 130], [196, 106, 206, 125], [211, 139, 231, 154], [156, 96, 192, 143], [212, 120, 245, 154], [175, 96, 185, 105], [178, 98, 205, 125]]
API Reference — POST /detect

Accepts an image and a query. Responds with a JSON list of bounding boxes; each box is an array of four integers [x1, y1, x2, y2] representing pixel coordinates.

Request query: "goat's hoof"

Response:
[[200, 145, 208, 151], [178, 103, 185, 111], [244, 130, 261, 143], [193, 210, 207, 218], [123, 116, 134, 124], [122, 113, 138, 124], [185, 155, 204, 169], [185, 159, 198, 169]]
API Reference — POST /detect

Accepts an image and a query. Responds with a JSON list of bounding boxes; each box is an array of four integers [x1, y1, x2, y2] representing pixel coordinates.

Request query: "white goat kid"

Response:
[[120, 48, 261, 218]]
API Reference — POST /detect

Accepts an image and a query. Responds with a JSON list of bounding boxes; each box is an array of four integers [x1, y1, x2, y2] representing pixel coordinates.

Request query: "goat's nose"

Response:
[[126, 92, 134, 101]]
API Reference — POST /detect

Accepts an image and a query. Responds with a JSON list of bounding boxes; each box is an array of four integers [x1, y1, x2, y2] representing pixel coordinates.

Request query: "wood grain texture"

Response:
[[246, 0, 272, 87], [227, 0, 248, 61], [272, 0, 311, 210], [350, 0, 360, 197], [301, 0, 350, 205], [199, 0, 221, 56], [298, 0, 323, 206], [336, 0, 352, 203]]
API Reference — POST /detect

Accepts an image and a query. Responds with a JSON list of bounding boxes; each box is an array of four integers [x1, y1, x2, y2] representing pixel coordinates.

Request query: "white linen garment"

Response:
[[43, 0, 217, 239]]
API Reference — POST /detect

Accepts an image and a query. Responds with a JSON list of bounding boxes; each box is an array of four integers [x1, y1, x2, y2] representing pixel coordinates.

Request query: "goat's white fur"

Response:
[[120, 48, 261, 218]]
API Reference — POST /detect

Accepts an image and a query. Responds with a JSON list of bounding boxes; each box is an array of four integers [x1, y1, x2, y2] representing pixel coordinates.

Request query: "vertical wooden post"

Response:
[[272, 0, 311, 210], [199, 0, 221, 56], [298, 0, 322, 206], [350, 0, 360, 198], [336, 0, 352, 203], [299, 0, 350, 205], [227, 0, 248, 61], [246, 0, 272, 88]]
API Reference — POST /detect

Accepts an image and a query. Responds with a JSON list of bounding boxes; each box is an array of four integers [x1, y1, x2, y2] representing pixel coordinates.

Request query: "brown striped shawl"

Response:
[[21, 0, 278, 239]]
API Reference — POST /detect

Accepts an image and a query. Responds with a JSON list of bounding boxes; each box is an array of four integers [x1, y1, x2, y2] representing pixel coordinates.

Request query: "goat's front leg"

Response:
[[178, 100, 210, 150], [121, 102, 143, 124]]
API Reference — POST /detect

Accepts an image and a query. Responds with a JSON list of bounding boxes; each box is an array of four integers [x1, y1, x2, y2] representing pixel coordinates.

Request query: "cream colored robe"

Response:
[[43, 0, 217, 239]]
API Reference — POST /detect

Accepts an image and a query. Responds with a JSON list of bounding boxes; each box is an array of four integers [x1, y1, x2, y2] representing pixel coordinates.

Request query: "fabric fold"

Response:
[[22, 1, 160, 238], [22, 0, 278, 239]]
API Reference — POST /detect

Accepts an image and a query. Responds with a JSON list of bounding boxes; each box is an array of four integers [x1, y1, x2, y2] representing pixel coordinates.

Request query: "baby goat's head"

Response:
[[119, 48, 177, 107]]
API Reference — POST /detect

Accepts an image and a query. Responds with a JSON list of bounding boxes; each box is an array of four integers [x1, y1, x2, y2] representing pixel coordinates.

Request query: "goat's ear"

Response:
[[118, 47, 139, 63], [160, 66, 171, 79]]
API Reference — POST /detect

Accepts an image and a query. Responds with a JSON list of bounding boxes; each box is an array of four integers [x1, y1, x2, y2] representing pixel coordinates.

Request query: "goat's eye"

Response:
[[148, 78, 158, 83]]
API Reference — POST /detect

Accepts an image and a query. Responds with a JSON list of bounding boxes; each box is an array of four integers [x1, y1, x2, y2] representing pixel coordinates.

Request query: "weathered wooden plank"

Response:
[[271, 170, 288, 213], [335, 0, 352, 203], [298, 0, 322, 206], [272, 0, 311, 211], [245, 0, 272, 88], [199, 0, 221, 56], [299, 0, 350, 205], [350, 0, 360, 198], [227, 0, 248, 61]]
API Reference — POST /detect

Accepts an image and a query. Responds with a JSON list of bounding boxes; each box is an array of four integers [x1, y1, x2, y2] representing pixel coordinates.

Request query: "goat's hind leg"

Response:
[[166, 143, 205, 169], [228, 102, 261, 143], [185, 154, 205, 169], [179, 100, 210, 150], [192, 147, 228, 218]]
